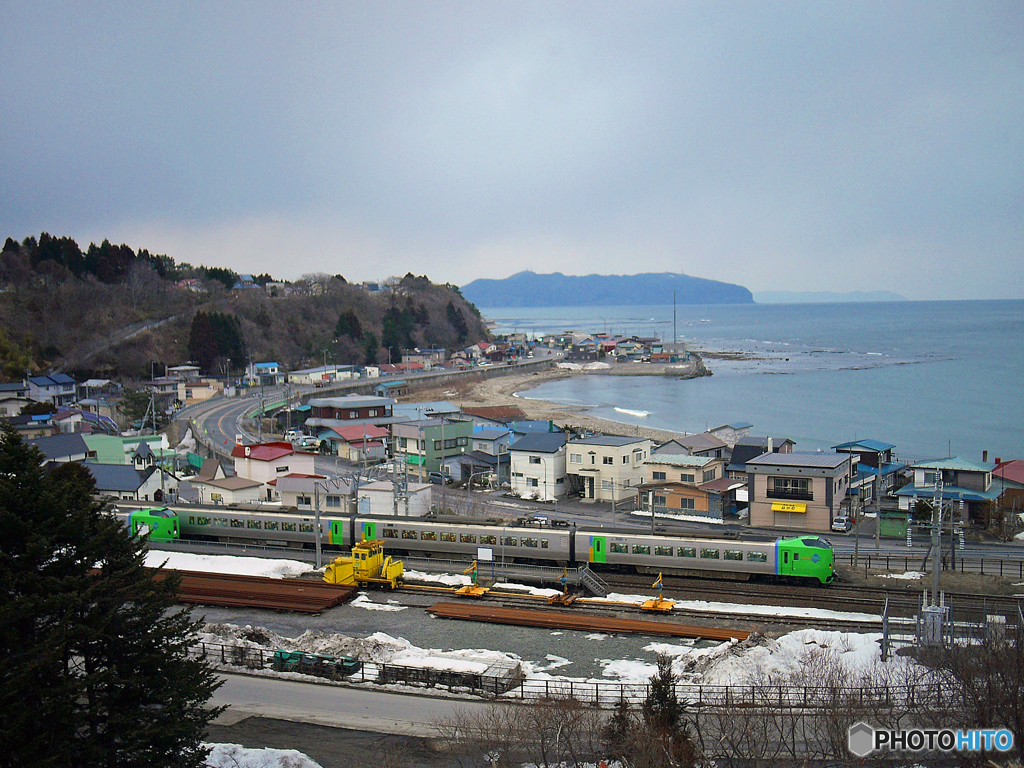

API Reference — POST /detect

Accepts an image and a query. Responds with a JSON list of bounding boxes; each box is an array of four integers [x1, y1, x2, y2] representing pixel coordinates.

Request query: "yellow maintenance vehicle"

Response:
[[323, 539, 404, 589]]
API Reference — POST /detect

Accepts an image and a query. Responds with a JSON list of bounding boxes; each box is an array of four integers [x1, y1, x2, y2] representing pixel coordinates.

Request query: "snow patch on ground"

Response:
[[629, 509, 725, 525], [146, 551, 315, 579], [879, 571, 925, 580], [205, 743, 323, 768], [350, 593, 407, 611], [403, 569, 472, 587]]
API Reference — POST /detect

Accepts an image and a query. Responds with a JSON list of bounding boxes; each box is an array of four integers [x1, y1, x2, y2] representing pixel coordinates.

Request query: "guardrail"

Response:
[[837, 552, 1024, 579]]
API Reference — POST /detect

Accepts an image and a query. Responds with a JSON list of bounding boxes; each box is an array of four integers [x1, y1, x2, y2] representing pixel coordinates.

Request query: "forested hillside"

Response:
[[0, 234, 488, 382]]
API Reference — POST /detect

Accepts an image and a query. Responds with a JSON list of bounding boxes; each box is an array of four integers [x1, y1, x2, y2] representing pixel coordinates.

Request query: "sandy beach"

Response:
[[407, 359, 710, 442]]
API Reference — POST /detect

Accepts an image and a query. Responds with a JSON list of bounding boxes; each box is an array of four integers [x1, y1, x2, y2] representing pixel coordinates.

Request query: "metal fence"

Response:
[[191, 639, 956, 712], [836, 552, 1024, 579]]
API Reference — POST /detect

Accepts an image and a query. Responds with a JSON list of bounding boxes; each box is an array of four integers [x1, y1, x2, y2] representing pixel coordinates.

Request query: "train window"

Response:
[[678, 547, 696, 558], [632, 544, 651, 555], [197, 516, 210, 526], [460, 534, 477, 544], [230, 519, 244, 528], [421, 531, 438, 541], [610, 543, 629, 554], [541, 539, 549, 549], [481, 535, 497, 545], [441, 533, 456, 542], [700, 548, 720, 559], [213, 517, 228, 527], [522, 538, 538, 548], [502, 536, 517, 547], [793, 553, 800, 560], [246, 520, 262, 530], [282, 522, 297, 532], [299, 523, 313, 533], [383, 528, 398, 538], [747, 551, 768, 563], [655, 546, 673, 556], [402, 530, 417, 540], [265, 521, 279, 531], [724, 550, 743, 561], [804, 538, 830, 549]]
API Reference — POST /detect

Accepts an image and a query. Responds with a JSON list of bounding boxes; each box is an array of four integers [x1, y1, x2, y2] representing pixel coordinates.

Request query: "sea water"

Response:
[[481, 300, 1024, 463]]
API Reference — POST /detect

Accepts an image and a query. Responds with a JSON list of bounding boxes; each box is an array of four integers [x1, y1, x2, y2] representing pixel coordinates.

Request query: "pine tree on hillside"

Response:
[[0, 426, 224, 768]]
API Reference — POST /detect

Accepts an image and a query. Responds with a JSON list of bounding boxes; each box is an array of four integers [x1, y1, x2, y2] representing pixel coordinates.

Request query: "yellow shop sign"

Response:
[[771, 502, 807, 513]]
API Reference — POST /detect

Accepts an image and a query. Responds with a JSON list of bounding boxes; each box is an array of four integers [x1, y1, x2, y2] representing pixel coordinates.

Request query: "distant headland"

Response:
[[461, 271, 754, 307]]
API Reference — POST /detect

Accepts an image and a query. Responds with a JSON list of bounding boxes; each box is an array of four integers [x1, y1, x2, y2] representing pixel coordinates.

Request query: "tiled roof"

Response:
[[646, 454, 716, 468], [995, 459, 1024, 486]]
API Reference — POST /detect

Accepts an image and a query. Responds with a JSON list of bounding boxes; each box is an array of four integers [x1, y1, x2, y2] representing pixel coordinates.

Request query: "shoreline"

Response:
[[407, 359, 710, 442]]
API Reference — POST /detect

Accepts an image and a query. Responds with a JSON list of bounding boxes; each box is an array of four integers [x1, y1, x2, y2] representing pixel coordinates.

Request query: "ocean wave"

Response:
[[614, 407, 650, 417]]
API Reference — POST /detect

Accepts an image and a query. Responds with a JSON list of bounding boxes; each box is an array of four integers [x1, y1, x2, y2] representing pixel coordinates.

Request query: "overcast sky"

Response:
[[2, 2, 1021, 299]]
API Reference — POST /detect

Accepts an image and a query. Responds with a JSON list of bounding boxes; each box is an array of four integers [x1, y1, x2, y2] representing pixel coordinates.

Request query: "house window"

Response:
[[703, 469, 716, 482], [528, 478, 539, 487], [296, 494, 311, 506], [529, 456, 541, 464], [457, 436, 468, 446], [622, 455, 629, 464], [570, 454, 582, 463], [768, 477, 812, 501], [678, 498, 695, 510], [601, 480, 614, 491], [603, 456, 614, 465], [653, 471, 666, 481], [680, 473, 695, 483], [348, 410, 358, 418], [924, 471, 937, 484], [512, 472, 523, 477], [326, 495, 342, 507], [653, 494, 667, 506], [276, 465, 290, 473]]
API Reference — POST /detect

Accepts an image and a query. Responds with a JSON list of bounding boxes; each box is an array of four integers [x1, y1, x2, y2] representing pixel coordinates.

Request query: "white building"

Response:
[[509, 433, 567, 501]]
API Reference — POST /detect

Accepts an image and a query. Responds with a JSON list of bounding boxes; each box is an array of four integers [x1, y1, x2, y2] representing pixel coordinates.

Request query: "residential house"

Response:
[[190, 475, 263, 505], [86, 463, 178, 503], [165, 365, 201, 381], [286, 365, 359, 386], [317, 424, 389, 462], [638, 476, 745, 520], [708, 422, 753, 448], [83, 434, 167, 465], [306, 395, 395, 430], [403, 349, 446, 368], [28, 374, 77, 407], [726, 436, 795, 479], [509, 432, 567, 501], [6, 413, 56, 439], [645, 454, 727, 487], [895, 457, 1000, 525], [247, 361, 282, 386], [994, 459, 1024, 522], [29, 433, 92, 463], [461, 405, 528, 427], [375, 380, 410, 398], [747, 452, 852, 533], [0, 381, 30, 418], [566, 435, 653, 503], [653, 433, 729, 461], [357, 481, 432, 517], [833, 440, 907, 504], [273, 474, 333, 511], [391, 417, 473, 476], [441, 426, 513, 484], [231, 441, 317, 501]]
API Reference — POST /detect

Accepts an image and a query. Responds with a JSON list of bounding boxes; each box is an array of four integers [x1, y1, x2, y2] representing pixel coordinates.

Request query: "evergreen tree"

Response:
[[602, 697, 634, 762], [0, 427, 223, 767], [641, 654, 697, 767], [362, 331, 380, 365], [335, 309, 363, 341]]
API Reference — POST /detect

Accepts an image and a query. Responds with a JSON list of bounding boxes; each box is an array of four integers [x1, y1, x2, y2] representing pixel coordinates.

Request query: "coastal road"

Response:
[[211, 672, 489, 736]]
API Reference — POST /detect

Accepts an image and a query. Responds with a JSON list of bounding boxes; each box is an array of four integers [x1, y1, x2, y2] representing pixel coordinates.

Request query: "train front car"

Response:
[[128, 507, 180, 541], [775, 536, 834, 584]]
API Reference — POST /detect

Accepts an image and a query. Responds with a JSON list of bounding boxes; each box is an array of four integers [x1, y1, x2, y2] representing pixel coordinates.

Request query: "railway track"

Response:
[[601, 572, 1024, 623]]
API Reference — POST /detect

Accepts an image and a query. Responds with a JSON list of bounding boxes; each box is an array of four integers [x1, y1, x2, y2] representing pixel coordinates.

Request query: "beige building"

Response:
[[644, 454, 726, 486], [567, 435, 653, 503], [747, 452, 851, 532]]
